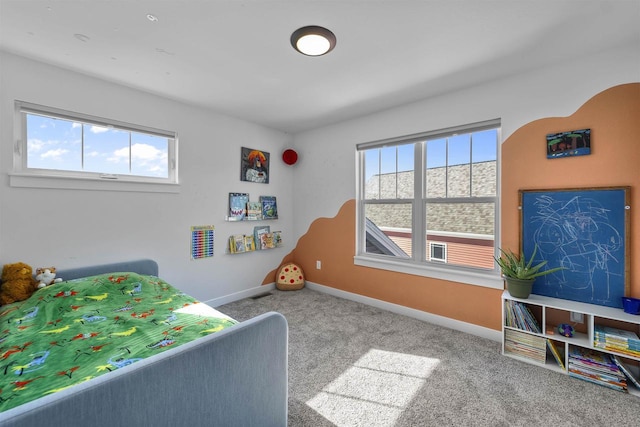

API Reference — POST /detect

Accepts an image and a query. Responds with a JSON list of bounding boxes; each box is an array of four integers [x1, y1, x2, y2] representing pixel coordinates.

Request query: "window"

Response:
[[429, 242, 447, 262], [356, 119, 501, 288], [12, 101, 178, 190]]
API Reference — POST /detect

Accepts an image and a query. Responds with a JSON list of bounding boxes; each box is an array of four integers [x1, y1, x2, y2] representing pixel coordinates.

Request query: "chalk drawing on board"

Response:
[[520, 188, 628, 308]]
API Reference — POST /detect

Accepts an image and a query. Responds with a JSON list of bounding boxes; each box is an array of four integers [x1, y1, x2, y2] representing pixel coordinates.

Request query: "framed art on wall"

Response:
[[241, 147, 269, 183], [519, 187, 630, 308], [546, 128, 591, 159]]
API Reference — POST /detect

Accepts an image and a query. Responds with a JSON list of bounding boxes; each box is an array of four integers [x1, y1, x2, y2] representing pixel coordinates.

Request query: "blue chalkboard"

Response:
[[520, 187, 630, 308]]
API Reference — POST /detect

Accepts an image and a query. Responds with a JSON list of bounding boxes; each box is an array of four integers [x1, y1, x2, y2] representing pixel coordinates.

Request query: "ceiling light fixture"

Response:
[[147, 14, 158, 22], [291, 26, 336, 56]]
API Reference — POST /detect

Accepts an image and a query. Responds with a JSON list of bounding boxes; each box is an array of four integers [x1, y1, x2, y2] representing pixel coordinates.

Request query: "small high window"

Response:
[[12, 101, 178, 189]]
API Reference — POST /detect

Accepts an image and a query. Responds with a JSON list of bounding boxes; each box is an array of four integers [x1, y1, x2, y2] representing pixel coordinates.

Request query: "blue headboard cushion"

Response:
[[56, 259, 158, 281]]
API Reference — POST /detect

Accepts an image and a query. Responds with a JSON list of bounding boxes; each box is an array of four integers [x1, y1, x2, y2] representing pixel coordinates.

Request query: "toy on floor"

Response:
[[35, 267, 63, 289], [276, 263, 305, 291], [0, 262, 38, 305]]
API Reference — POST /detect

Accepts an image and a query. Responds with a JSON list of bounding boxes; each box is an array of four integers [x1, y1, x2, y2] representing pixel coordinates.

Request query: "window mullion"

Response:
[[413, 142, 425, 262]]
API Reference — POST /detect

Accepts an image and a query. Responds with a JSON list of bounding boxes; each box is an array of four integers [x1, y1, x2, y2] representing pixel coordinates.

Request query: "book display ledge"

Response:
[[502, 290, 640, 396]]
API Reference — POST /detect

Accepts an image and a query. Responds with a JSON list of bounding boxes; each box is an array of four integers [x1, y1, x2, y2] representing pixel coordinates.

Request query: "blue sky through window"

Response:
[[364, 129, 497, 182], [26, 114, 169, 178]]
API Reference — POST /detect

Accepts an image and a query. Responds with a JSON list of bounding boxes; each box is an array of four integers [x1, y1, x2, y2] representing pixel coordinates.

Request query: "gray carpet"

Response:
[[219, 288, 640, 426]]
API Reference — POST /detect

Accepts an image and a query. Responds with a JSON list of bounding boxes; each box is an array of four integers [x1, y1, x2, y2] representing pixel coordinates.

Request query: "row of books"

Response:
[[568, 346, 628, 393], [594, 324, 640, 358], [229, 193, 277, 221], [504, 329, 546, 364], [228, 226, 282, 253], [504, 300, 541, 333]]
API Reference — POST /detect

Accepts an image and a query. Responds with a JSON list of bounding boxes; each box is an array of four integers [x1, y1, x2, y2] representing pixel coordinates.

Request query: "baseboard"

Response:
[[206, 283, 276, 307], [305, 281, 502, 342]]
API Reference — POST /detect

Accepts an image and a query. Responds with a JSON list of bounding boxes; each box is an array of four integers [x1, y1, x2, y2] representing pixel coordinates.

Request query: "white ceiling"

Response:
[[1, 1, 638, 134]]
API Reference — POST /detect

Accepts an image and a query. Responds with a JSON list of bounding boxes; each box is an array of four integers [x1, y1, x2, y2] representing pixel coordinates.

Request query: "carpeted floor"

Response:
[[219, 287, 640, 426]]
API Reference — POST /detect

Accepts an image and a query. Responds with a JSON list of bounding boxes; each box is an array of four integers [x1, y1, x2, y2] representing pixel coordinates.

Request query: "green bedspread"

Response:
[[0, 272, 237, 412]]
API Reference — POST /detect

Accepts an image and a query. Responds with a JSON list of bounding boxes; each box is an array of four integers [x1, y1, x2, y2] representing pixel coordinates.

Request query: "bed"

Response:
[[0, 259, 288, 427]]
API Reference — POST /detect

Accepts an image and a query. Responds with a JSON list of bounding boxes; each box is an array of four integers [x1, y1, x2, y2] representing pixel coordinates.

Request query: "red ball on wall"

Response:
[[282, 149, 298, 165]]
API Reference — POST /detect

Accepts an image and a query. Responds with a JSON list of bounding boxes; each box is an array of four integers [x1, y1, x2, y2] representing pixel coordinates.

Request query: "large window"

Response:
[[12, 101, 177, 189], [356, 120, 501, 288]]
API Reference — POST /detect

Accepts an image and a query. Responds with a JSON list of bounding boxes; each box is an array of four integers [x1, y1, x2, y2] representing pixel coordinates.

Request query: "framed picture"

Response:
[[546, 128, 591, 159], [519, 187, 630, 308], [241, 147, 270, 183]]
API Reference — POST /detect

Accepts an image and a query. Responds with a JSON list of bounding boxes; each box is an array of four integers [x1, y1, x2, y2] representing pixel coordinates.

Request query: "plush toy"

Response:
[[35, 267, 63, 289], [0, 262, 38, 306]]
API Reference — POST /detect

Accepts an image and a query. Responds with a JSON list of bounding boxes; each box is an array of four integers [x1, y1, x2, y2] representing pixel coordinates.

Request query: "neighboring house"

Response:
[[366, 161, 496, 268]]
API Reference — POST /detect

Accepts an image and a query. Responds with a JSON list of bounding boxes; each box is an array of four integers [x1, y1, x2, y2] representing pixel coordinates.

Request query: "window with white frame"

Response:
[[13, 101, 177, 186], [356, 119, 500, 285]]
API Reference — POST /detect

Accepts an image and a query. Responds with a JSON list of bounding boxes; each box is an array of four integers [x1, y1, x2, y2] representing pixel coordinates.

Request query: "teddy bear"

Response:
[[35, 267, 63, 289], [0, 262, 38, 306]]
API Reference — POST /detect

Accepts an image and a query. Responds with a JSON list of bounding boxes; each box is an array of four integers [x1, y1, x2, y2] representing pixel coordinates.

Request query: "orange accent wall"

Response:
[[266, 83, 640, 332]]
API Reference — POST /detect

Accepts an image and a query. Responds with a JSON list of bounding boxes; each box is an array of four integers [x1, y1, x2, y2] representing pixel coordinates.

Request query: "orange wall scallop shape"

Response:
[[266, 83, 640, 332]]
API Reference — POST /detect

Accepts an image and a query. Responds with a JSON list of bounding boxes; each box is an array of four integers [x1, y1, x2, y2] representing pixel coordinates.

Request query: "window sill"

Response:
[[9, 173, 180, 193], [353, 255, 504, 290]]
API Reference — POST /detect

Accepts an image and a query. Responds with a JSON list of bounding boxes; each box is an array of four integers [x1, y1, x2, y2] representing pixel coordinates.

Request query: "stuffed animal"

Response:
[[35, 267, 63, 289], [0, 262, 38, 306]]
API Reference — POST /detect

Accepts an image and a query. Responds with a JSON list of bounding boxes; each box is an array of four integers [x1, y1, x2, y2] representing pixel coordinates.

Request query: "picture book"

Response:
[[247, 201, 263, 220], [259, 232, 274, 250], [244, 235, 256, 252], [260, 195, 278, 219], [229, 193, 249, 221], [272, 230, 282, 247], [546, 339, 565, 370], [253, 225, 270, 250], [612, 355, 640, 389], [230, 234, 246, 253]]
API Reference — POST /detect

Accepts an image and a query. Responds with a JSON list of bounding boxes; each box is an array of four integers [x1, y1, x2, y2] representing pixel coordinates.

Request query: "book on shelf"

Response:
[[547, 339, 565, 370], [229, 234, 246, 253], [229, 193, 249, 221], [568, 346, 627, 392], [612, 355, 640, 389], [253, 225, 270, 250], [272, 230, 282, 247], [244, 235, 256, 252], [504, 328, 546, 364], [246, 201, 263, 220], [260, 195, 278, 219], [504, 300, 541, 333], [259, 232, 274, 249], [594, 324, 640, 357]]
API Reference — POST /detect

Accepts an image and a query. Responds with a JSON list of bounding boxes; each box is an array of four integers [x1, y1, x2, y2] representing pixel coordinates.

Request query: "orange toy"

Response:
[[0, 262, 38, 305]]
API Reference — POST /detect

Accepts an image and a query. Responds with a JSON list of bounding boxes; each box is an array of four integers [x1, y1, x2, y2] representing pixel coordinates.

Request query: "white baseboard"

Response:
[[205, 283, 275, 307], [305, 281, 502, 342]]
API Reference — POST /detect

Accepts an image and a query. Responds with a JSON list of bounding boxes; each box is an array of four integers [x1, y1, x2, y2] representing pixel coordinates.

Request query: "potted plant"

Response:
[[495, 245, 565, 299]]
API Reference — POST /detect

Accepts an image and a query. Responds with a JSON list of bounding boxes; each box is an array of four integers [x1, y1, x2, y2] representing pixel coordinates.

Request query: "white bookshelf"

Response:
[[502, 290, 640, 396]]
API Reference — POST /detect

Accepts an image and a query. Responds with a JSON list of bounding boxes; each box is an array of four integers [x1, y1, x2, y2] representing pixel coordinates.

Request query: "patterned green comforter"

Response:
[[0, 272, 237, 412]]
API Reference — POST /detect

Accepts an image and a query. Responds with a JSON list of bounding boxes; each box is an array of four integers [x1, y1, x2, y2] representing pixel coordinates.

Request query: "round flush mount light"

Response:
[[291, 26, 336, 56]]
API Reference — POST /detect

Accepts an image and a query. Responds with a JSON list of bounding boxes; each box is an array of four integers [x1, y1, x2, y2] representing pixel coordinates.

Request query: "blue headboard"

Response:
[[56, 259, 158, 281]]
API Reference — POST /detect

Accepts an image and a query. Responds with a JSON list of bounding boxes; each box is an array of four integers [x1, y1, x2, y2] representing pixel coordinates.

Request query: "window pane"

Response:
[[131, 132, 169, 178], [471, 129, 497, 197], [425, 201, 495, 268], [364, 145, 413, 200], [364, 150, 380, 199], [84, 125, 130, 174], [447, 134, 470, 197], [365, 203, 412, 258], [26, 114, 82, 171], [425, 138, 446, 198]]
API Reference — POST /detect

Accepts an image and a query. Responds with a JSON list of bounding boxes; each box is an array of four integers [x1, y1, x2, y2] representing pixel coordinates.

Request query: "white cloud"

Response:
[[90, 125, 109, 134], [41, 148, 69, 160]]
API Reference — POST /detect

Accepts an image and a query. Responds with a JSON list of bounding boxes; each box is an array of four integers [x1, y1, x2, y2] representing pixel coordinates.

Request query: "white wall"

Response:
[[0, 52, 293, 302], [290, 41, 640, 241]]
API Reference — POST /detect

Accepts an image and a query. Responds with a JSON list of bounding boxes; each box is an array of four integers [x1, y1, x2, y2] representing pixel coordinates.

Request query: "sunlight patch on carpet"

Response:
[[306, 348, 440, 426]]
